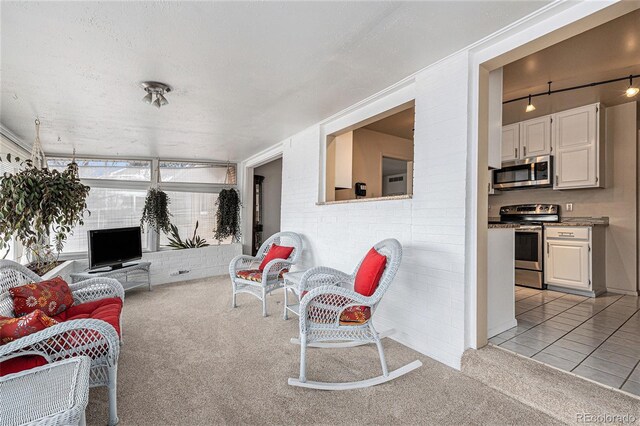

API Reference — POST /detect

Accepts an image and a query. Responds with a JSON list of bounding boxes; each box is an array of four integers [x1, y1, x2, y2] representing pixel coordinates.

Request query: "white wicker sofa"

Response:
[[0, 260, 124, 426]]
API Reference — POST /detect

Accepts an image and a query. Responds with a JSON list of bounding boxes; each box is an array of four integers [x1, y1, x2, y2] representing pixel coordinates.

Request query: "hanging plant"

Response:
[[214, 188, 241, 243], [0, 154, 90, 273], [140, 188, 172, 234], [166, 221, 209, 249]]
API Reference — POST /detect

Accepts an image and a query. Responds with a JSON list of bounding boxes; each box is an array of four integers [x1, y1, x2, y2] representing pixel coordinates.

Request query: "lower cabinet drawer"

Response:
[[545, 227, 590, 240]]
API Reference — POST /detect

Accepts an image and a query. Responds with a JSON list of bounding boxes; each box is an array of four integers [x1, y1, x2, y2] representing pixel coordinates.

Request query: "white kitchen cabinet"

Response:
[[552, 103, 604, 189], [544, 226, 605, 296], [501, 124, 520, 162], [546, 239, 590, 289], [520, 115, 551, 158]]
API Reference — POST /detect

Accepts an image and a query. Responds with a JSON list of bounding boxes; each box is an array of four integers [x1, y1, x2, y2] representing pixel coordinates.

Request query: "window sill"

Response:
[[317, 194, 412, 206]]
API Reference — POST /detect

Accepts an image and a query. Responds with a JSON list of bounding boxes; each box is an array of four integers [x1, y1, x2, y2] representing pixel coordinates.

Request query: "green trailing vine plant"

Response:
[[166, 221, 209, 249], [140, 188, 172, 234], [214, 188, 241, 243], [0, 154, 90, 274]]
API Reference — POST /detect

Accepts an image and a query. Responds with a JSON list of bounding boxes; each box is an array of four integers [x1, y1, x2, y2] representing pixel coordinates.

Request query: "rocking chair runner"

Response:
[[229, 231, 302, 316], [288, 239, 422, 390]]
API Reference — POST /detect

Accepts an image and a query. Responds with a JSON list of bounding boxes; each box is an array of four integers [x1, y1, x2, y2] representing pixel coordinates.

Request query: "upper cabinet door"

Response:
[[501, 124, 520, 162], [521, 115, 551, 158], [553, 104, 600, 189]]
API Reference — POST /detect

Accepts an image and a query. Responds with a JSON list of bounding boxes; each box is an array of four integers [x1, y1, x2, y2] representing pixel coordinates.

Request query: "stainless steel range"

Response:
[[499, 204, 560, 289]]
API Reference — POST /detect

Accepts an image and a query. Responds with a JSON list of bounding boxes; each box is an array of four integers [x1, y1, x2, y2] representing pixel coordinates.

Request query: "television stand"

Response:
[[87, 262, 138, 273], [70, 262, 151, 292]]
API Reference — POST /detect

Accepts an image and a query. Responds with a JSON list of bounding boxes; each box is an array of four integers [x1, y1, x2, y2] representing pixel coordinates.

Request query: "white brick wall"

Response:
[[55, 244, 242, 286], [281, 52, 470, 369], [142, 244, 242, 285]]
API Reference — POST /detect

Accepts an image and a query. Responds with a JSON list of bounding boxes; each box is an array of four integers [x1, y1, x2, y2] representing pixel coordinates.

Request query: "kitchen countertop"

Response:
[[487, 217, 609, 227], [544, 217, 609, 227]]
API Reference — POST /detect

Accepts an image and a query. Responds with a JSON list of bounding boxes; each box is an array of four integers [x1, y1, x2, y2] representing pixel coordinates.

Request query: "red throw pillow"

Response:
[[0, 310, 58, 345], [9, 277, 74, 317], [354, 248, 387, 297], [259, 244, 294, 271]]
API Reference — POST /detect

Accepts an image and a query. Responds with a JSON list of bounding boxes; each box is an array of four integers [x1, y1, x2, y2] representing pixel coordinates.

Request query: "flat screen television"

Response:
[[88, 226, 142, 271]]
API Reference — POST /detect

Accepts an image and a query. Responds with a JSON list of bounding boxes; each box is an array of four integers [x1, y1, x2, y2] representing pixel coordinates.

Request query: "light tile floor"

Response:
[[490, 286, 640, 396]]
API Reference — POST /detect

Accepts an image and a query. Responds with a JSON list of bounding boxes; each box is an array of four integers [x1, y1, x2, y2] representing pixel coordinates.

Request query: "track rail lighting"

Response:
[[626, 76, 639, 98], [525, 94, 536, 112], [505, 73, 640, 109]]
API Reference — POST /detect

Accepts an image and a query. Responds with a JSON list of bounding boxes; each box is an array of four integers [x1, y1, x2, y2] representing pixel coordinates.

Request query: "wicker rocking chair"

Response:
[[229, 231, 302, 316], [0, 260, 124, 425], [288, 239, 422, 390]]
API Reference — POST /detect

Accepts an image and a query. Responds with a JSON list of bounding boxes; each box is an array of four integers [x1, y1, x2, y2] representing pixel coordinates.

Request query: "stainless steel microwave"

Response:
[[493, 155, 552, 190]]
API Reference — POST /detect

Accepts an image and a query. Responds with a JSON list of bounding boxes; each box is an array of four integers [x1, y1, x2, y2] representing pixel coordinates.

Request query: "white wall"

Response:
[[244, 0, 628, 369], [280, 52, 470, 368], [254, 158, 283, 241], [65, 244, 242, 286]]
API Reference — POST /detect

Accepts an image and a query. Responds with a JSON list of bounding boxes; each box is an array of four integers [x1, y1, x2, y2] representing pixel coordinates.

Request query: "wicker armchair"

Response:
[[288, 239, 421, 390], [0, 260, 124, 426], [229, 231, 302, 316]]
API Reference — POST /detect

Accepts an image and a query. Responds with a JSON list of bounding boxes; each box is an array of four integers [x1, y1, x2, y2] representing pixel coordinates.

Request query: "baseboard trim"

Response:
[[605, 288, 639, 296]]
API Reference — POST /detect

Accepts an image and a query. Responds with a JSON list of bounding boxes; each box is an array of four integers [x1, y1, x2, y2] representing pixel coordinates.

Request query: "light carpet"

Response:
[[462, 344, 640, 424], [87, 277, 563, 425]]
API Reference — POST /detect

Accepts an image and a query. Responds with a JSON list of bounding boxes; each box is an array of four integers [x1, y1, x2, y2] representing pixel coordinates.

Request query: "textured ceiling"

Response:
[[364, 107, 415, 141], [503, 9, 640, 123], [1, 1, 548, 161]]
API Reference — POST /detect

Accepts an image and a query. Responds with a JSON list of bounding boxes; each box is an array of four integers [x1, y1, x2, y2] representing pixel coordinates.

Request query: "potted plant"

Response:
[[0, 155, 90, 275], [166, 221, 209, 249], [140, 187, 172, 234], [214, 188, 241, 243]]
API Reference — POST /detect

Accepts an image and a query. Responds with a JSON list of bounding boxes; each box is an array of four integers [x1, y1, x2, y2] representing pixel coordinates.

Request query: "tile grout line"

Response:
[[516, 292, 585, 320], [503, 294, 624, 359], [621, 358, 640, 389], [505, 292, 614, 342], [569, 307, 640, 382]]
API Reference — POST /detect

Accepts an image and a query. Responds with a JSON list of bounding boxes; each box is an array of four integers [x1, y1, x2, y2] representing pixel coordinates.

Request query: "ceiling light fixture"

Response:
[[525, 94, 536, 112], [141, 81, 172, 109], [504, 74, 640, 107], [626, 75, 639, 98], [158, 93, 168, 106]]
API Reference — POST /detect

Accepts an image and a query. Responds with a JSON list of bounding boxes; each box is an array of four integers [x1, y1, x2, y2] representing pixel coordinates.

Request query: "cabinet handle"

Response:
[[515, 148, 518, 158], [523, 146, 527, 156]]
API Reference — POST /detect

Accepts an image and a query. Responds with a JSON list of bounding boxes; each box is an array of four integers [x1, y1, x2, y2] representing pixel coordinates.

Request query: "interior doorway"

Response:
[[381, 156, 413, 197], [478, 4, 640, 396], [252, 157, 283, 255]]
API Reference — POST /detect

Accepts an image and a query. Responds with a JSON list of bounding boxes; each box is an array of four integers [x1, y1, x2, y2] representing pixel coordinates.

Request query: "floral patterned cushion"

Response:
[[300, 291, 371, 326], [236, 269, 288, 282], [0, 309, 59, 345], [339, 306, 371, 325], [9, 276, 75, 317]]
